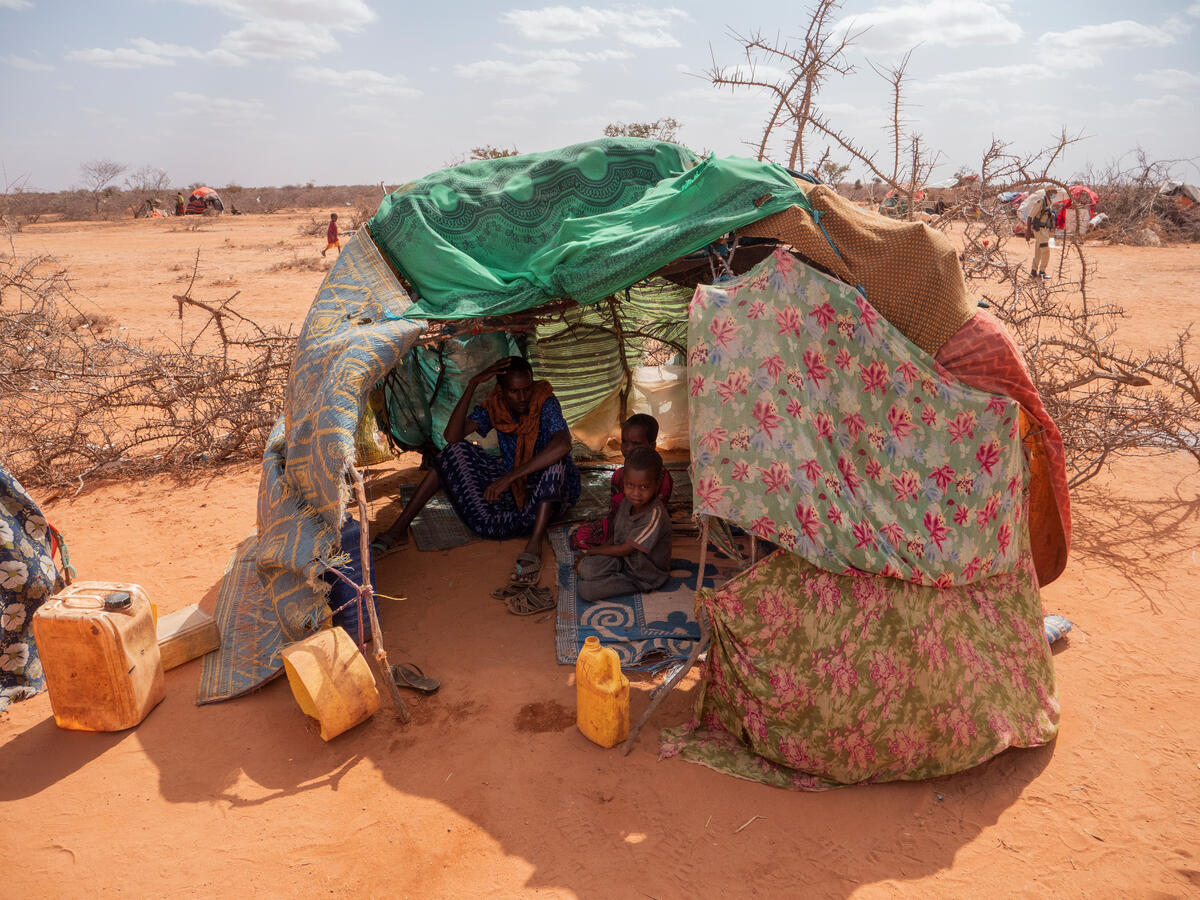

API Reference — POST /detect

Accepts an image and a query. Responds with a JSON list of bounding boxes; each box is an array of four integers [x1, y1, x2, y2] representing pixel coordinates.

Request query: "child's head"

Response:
[[621, 413, 659, 459], [330, 212, 338, 220], [622, 446, 664, 510]]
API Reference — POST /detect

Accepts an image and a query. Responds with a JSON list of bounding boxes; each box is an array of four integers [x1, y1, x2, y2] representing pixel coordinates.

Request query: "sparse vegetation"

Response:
[[0, 248, 295, 488]]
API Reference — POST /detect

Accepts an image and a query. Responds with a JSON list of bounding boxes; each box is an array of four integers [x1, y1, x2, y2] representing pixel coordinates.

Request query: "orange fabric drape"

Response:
[[483, 379, 555, 507]]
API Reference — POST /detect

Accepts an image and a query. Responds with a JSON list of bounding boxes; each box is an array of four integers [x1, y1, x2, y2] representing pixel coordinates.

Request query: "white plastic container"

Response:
[[33, 581, 165, 731]]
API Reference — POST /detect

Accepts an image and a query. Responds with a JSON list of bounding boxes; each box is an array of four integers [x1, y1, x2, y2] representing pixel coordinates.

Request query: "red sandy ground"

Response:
[[3, 214, 1199, 897]]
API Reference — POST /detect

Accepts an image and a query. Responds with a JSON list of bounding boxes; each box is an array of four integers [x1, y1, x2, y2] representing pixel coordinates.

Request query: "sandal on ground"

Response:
[[390, 662, 440, 694], [509, 551, 543, 586], [504, 585, 556, 616], [369, 530, 409, 559]]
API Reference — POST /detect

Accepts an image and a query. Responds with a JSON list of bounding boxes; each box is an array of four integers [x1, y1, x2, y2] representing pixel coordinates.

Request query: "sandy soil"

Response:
[[3, 214, 1199, 898]]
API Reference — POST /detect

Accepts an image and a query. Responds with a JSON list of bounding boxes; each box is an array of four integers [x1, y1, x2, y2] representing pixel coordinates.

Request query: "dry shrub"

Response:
[[0, 249, 295, 488], [269, 249, 327, 272], [944, 206, 1199, 487]]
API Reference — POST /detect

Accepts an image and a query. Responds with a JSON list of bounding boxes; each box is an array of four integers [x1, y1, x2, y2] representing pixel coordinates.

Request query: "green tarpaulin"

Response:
[[368, 137, 807, 320]]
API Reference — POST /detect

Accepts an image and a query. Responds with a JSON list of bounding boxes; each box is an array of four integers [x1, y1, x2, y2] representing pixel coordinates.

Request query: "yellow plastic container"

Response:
[[280, 626, 380, 741], [33, 581, 165, 732], [576, 636, 630, 748]]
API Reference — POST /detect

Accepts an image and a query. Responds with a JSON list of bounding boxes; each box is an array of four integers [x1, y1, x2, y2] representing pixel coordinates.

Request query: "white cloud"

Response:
[[840, 1, 1022, 52], [66, 37, 242, 69], [1188, 3, 1200, 17], [2, 54, 54, 71], [495, 43, 633, 62], [923, 62, 1059, 90], [68, 0, 379, 68], [454, 57, 584, 92], [1130, 94, 1193, 112], [220, 19, 340, 60], [500, 5, 689, 49], [66, 46, 176, 69], [0, 0, 33, 10], [291, 66, 421, 98], [167, 90, 266, 119], [1134, 68, 1200, 91], [1037, 20, 1176, 54], [182, 0, 375, 31]]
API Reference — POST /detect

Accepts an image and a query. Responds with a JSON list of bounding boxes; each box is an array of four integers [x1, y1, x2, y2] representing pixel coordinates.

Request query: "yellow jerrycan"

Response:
[[33, 581, 165, 732], [576, 636, 630, 748], [281, 626, 380, 741]]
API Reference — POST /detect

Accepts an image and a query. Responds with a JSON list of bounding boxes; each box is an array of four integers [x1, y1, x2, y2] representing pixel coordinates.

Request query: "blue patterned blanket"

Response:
[[550, 526, 714, 673]]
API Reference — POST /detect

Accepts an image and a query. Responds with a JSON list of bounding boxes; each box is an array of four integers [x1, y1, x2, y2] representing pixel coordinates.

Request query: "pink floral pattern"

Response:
[[659, 248, 1058, 790], [688, 249, 1025, 586], [659, 538, 1058, 790]]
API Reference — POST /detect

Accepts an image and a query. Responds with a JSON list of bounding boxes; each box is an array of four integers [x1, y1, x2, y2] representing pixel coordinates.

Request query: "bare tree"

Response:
[[79, 158, 127, 215], [124, 164, 172, 218], [707, 0, 859, 170], [604, 117, 682, 143], [470, 144, 520, 161]]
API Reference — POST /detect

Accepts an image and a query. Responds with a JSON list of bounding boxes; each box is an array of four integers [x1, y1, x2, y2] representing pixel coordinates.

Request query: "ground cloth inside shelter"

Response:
[[550, 526, 724, 673]]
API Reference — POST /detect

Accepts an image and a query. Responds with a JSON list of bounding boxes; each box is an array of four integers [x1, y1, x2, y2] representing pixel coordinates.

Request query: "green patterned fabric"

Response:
[[199, 230, 425, 703], [368, 138, 807, 320]]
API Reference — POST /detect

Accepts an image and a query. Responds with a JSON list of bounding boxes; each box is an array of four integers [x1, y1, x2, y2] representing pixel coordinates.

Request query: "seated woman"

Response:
[[371, 355, 580, 585]]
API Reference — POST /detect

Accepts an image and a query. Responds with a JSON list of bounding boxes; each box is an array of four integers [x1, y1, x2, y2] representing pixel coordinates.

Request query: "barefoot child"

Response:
[[322, 212, 341, 257], [575, 446, 672, 602], [570, 413, 673, 551]]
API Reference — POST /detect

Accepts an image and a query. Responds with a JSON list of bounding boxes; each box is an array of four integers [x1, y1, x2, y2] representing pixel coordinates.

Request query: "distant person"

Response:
[[322, 213, 341, 257], [574, 446, 673, 602], [1021, 188, 1055, 280], [174, 192, 185, 216]]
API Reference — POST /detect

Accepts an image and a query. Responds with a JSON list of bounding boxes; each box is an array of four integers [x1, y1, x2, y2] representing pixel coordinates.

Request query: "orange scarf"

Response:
[[483, 379, 555, 507]]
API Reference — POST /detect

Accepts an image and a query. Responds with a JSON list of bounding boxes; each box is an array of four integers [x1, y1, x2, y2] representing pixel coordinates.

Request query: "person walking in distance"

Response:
[[322, 213, 341, 257]]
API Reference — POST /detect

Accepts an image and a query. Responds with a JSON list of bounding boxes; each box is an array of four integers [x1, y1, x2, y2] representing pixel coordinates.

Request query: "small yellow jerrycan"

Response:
[[576, 636, 630, 748]]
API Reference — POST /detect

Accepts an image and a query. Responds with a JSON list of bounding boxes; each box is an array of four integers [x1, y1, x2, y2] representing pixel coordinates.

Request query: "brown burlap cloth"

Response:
[[741, 182, 975, 357]]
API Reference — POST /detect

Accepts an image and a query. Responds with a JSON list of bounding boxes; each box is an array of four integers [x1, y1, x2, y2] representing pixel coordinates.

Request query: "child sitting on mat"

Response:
[[574, 446, 672, 602], [570, 413, 673, 551]]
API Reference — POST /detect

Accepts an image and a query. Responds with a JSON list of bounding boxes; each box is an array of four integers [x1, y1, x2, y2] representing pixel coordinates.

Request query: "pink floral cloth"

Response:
[[663, 248, 1058, 789], [688, 248, 1026, 587], [660, 540, 1058, 790]]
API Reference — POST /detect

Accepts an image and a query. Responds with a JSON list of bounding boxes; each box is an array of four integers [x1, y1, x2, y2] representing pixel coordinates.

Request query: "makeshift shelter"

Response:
[[201, 138, 1069, 788], [185, 186, 224, 215], [1055, 184, 1098, 233], [877, 186, 926, 219]]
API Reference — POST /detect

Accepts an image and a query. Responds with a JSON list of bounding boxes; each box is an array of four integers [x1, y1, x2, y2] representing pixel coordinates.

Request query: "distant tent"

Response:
[[1054, 184, 1098, 231], [186, 186, 224, 215]]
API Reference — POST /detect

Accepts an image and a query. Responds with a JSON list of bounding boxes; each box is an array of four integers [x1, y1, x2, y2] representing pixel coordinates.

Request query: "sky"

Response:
[[2, 0, 1198, 191]]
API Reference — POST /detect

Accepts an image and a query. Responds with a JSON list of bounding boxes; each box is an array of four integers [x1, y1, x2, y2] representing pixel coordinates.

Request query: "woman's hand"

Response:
[[572, 547, 589, 572], [471, 357, 512, 387], [483, 472, 515, 503]]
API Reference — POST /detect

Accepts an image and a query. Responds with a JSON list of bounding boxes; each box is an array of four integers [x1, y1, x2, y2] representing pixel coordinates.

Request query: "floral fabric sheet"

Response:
[[660, 541, 1059, 790], [1, 467, 62, 711], [687, 248, 1026, 587]]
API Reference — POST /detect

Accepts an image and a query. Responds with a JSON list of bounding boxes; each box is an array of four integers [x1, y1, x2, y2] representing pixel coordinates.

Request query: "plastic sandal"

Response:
[[390, 662, 440, 694], [510, 551, 543, 585]]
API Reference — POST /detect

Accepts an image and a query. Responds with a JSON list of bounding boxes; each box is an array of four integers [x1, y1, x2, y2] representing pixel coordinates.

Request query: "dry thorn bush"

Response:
[[0, 247, 295, 489]]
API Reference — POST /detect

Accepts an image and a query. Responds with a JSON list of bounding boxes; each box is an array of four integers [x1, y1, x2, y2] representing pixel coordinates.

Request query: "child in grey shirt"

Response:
[[575, 447, 672, 602]]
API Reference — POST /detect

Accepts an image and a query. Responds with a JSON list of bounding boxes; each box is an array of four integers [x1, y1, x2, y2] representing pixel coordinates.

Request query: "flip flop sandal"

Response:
[[510, 551, 543, 586], [370, 531, 409, 560], [390, 662, 440, 694], [504, 586, 555, 616]]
